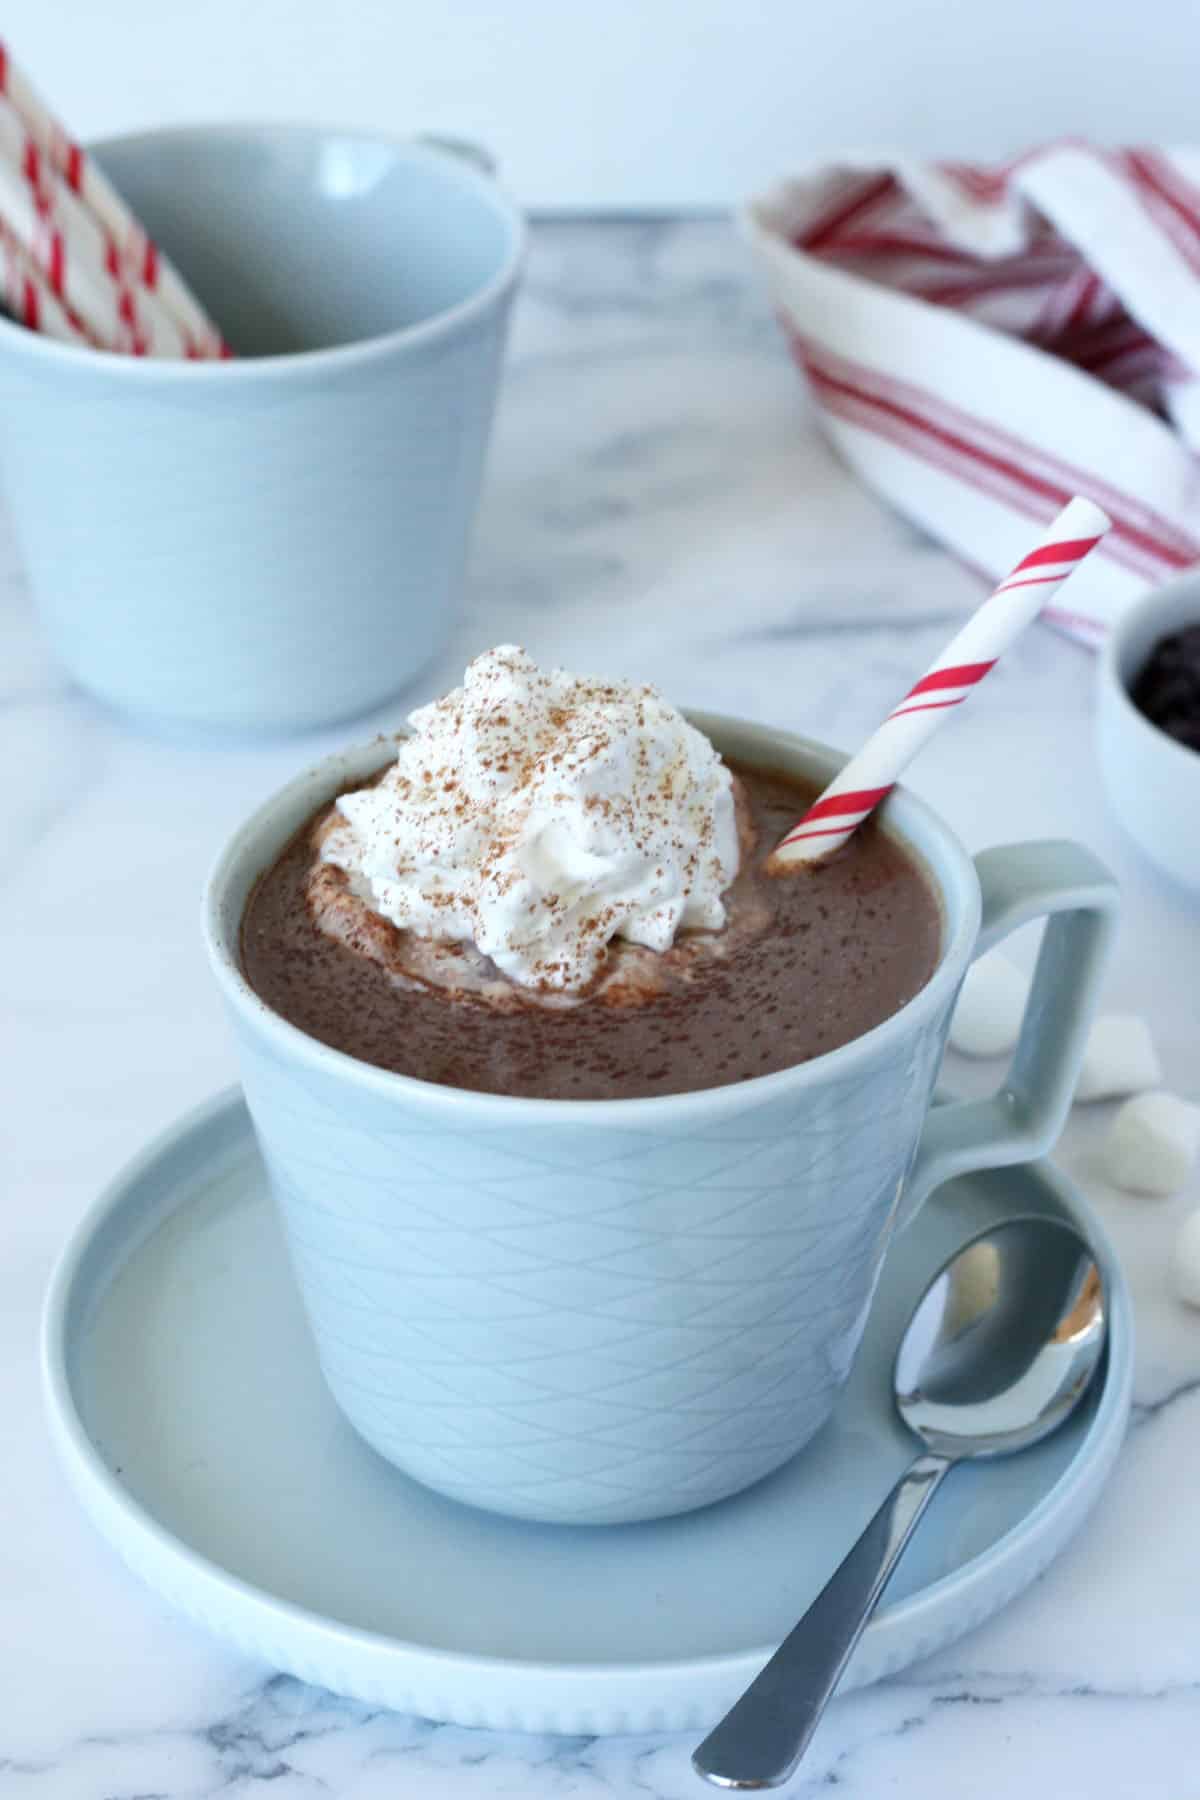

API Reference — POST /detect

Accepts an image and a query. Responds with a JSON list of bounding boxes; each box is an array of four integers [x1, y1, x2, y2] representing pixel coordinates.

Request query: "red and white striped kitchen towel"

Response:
[[744, 142, 1200, 643]]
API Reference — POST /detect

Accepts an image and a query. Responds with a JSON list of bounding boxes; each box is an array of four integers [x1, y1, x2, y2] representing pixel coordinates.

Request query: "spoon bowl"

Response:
[[694, 1216, 1108, 1790], [896, 1217, 1107, 1460]]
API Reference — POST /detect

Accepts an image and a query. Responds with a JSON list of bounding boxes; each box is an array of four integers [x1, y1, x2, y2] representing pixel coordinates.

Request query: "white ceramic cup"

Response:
[[0, 125, 525, 736], [1097, 573, 1200, 893], [204, 717, 1117, 1526]]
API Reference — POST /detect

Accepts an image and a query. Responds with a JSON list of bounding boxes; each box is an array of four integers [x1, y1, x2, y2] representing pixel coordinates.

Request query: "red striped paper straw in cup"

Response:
[[770, 497, 1112, 868], [0, 213, 91, 344], [0, 38, 227, 356]]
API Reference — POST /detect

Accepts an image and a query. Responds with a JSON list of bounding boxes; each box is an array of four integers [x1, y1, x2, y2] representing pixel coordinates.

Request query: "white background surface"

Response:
[[5, 215, 1200, 1796], [8, 0, 1200, 210]]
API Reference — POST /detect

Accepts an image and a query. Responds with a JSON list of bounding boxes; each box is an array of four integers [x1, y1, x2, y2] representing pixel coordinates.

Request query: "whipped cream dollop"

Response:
[[320, 646, 740, 993]]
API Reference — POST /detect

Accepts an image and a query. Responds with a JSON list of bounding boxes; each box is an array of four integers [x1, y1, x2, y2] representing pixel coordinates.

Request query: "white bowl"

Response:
[[1096, 574, 1200, 892]]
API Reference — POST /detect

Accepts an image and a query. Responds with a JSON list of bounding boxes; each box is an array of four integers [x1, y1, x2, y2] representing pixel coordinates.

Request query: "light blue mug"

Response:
[[0, 125, 525, 735], [205, 717, 1117, 1525]]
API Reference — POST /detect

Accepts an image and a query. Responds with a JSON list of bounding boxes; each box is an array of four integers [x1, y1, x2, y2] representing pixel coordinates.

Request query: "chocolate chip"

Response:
[[1131, 626, 1200, 753]]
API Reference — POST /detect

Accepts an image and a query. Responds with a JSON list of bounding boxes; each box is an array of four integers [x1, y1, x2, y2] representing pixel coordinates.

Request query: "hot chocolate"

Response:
[[240, 652, 940, 1100]]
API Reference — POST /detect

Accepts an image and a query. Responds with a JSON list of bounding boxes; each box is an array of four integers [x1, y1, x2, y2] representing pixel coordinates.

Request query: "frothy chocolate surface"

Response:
[[240, 761, 941, 1100]]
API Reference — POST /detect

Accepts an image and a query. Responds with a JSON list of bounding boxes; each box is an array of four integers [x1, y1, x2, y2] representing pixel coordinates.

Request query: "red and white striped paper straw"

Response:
[[770, 496, 1112, 868], [0, 214, 91, 345], [0, 38, 227, 356], [0, 96, 193, 356]]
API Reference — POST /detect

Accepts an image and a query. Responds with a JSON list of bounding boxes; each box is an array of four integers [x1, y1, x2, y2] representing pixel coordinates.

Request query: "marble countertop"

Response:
[[5, 218, 1199, 1799]]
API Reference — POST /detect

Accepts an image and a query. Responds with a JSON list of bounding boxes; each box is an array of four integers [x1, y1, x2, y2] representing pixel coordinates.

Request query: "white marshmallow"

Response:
[[948, 953, 1029, 1058], [1172, 1208, 1200, 1308], [1103, 1092, 1200, 1197], [1075, 1014, 1162, 1103]]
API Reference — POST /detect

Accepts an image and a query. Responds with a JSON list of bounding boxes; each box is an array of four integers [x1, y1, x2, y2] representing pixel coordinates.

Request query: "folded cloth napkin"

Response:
[[744, 142, 1200, 642]]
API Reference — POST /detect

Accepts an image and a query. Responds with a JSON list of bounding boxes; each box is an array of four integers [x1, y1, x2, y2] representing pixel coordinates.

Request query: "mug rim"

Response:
[[0, 121, 528, 382], [203, 713, 983, 1124]]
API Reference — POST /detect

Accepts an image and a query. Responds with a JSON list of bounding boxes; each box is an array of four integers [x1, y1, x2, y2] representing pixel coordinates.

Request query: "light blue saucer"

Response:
[[42, 1088, 1132, 1736]]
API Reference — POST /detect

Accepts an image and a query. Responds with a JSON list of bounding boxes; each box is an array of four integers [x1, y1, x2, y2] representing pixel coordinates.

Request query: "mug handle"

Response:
[[899, 840, 1118, 1229]]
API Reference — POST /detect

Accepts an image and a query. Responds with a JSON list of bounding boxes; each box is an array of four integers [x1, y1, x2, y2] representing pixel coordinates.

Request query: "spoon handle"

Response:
[[692, 1452, 951, 1791]]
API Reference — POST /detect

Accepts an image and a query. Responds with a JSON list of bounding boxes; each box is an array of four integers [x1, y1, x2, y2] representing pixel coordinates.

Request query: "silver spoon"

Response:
[[693, 1215, 1107, 1791]]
